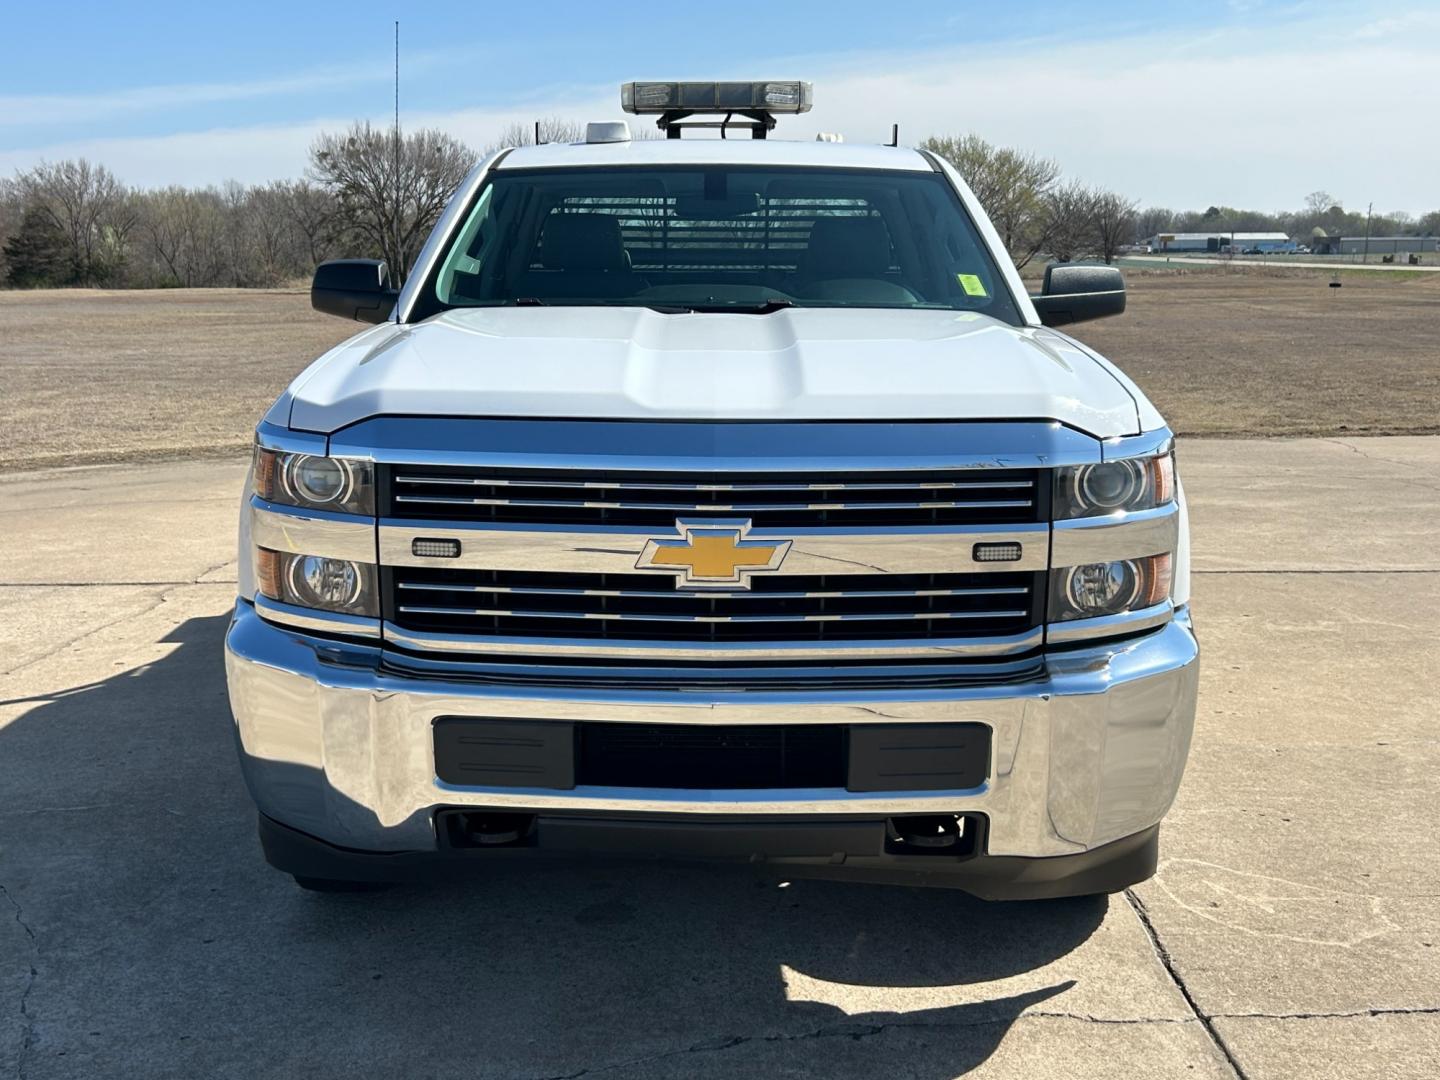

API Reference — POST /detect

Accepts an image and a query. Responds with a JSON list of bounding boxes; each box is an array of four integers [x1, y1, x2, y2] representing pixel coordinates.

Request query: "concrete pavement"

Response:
[[1, 439, 1437, 1079]]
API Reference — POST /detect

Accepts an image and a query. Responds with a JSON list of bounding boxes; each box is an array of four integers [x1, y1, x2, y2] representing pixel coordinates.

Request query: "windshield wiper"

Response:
[[685, 299, 795, 314]]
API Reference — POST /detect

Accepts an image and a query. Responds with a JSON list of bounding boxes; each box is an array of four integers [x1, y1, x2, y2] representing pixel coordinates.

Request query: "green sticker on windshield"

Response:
[[957, 273, 988, 297]]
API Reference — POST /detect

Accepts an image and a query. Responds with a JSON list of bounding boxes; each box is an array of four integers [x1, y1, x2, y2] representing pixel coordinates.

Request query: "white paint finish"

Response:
[[286, 305, 1142, 436], [495, 137, 935, 172]]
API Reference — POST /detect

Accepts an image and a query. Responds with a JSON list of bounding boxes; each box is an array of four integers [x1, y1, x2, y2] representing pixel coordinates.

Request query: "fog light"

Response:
[[289, 556, 362, 608], [1050, 553, 1173, 624], [255, 547, 377, 616], [1065, 560, 1141, 615]]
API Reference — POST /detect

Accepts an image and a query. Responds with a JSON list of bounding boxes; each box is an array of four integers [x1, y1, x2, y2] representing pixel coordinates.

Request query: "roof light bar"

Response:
[[621, 81, 813, 115]]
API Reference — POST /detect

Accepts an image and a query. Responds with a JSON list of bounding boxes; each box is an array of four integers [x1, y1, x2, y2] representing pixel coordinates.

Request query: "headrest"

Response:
[[539, 213, 628, 272], [800, 217, 892, 278]]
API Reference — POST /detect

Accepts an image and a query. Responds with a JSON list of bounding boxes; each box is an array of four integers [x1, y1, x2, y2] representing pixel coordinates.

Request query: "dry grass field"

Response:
[[1, 269, 1436, 469]]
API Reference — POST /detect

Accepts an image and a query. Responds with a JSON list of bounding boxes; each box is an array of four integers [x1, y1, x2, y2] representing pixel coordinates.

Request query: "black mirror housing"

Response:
[[1031, 263, 1126, 327], [312, 259, 400, 324]]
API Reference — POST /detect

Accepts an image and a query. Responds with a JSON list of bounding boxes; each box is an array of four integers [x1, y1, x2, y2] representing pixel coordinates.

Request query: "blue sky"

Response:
[[2, 0, 1436, 212]]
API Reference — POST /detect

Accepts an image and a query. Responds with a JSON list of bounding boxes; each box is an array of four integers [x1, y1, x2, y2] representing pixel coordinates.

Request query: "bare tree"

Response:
[[1091, 190, 1139, 263], [1044, 181, 1100, 262], [1304, 191, 1338, 216], [137, 186, 228, 287], [278, 179, 339, 270], [921, 134, 1059, 269], [16, 160, 132, 285], [309, 123, 477, 282], [482, 118, 587, 157], [1134, 206, 1173, 244]]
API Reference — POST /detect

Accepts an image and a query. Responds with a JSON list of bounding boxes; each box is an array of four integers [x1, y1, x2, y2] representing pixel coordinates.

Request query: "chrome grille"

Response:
[[385, 568, 1043, 643], [383, 465, 1042, 528]]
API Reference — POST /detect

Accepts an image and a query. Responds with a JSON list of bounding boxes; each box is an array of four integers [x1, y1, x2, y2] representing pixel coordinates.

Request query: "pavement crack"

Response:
[[1, 882, 39, 1080], [1192, 569, 1439, 575], [0, 579, 210, 679], [1126, 888, 1251, 1080], [527, 1011, 1198, 1079], [1213, 1005, 1440, 1021], [1321, 439, 1440, 492], [0, 581, 236, 588]]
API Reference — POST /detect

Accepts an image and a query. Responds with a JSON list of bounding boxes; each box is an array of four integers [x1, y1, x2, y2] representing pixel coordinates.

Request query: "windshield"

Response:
[[412, 165, 1022, 324]]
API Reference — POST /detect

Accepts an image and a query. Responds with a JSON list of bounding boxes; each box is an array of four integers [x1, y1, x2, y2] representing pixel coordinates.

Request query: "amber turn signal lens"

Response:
[[255, 547, 284, 601], [253, 447, 278, 502], [1141, 552, 1173, 608], [1150, 453, 1175, 506]]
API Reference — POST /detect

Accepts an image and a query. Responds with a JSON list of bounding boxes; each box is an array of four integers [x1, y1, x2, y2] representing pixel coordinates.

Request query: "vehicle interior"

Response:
[[424, 165, 1021, 322]]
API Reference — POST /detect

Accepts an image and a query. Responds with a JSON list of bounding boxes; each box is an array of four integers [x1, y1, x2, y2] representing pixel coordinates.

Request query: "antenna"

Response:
[[535, 120, 542, 145], [393, 20, 401, 286], [887, 123, 899, 147]]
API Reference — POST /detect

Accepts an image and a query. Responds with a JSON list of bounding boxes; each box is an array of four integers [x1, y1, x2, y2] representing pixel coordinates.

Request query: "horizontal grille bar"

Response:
[[394, 475, 1034, 493], [395, 495, 1033, 512], [397, 581, 1029, 600], [395, 606, 1029, 624], [385, 567, 1043, 644], [384, 464, 1046, 528]]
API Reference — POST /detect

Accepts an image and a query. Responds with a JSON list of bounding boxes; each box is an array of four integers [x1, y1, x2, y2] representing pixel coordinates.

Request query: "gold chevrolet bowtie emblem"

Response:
[[635, 519, 791, 590]]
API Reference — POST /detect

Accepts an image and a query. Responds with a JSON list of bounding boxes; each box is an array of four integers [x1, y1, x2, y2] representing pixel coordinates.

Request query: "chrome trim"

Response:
[[396, 581, 1030, 600], [381, 623, 1045, 659], [393, 605, 1029, 624], [330, 417, 1103, 470], [225, 601, 1199, 855], [1050, 504, 1178, 566], [1101, 427, 1174, 461], [394, 475, 1037, 493], [254, 594, 382, 638], [393, 494, 1035, 512], [378, 521, 1049, 574], [255, 420, 325, 456], [429, 782, 993, 813], [376, 651, 1045, 686], [1046, 600, 1173, 644], [249, 498, 377, 563]]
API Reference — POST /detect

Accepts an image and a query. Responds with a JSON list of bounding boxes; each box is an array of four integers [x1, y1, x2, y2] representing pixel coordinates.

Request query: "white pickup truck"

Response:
[[225, 81, 1197, 898]]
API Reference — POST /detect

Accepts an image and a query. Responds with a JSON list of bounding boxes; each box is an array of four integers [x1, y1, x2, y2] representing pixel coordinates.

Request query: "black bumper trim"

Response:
[[257, 813, 1159, 902]]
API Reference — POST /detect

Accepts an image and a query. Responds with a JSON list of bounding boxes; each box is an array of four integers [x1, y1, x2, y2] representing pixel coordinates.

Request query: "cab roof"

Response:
[[494, 137, 934, 172]]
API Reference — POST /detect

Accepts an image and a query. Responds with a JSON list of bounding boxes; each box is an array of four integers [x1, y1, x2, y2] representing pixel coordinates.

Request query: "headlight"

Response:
[[1050, 554, 1172, 621], [255, 548, 378, 617], [1054, 451, 1174, 519], [254, 446, 373, 516]]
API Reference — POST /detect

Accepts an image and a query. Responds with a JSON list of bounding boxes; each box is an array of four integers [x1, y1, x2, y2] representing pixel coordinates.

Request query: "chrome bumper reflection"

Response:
[[225, 600, 1198, 861]]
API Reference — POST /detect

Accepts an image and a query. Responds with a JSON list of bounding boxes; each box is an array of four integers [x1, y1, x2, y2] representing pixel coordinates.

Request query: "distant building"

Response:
[[1146, 231, 1293, 253], [1310, 235, 1439, 256]]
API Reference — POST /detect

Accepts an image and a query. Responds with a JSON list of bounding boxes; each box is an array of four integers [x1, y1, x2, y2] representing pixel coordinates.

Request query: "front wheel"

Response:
[[292, 876, 394, 894]]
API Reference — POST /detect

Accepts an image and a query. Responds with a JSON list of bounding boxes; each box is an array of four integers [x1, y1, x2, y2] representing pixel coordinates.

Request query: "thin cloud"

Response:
[[2, 6, 1435, 211]]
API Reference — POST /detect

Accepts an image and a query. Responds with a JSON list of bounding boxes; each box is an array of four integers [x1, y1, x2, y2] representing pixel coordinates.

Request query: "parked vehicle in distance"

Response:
[[225, 81, 1198, 899]]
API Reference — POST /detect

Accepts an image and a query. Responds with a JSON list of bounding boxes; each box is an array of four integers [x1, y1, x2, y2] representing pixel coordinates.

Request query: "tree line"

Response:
[[3, 121, 1437, 289]]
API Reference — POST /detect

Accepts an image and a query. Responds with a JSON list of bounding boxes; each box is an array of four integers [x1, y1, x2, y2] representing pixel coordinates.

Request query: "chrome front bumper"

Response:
[[224, 599, 1198, 861]]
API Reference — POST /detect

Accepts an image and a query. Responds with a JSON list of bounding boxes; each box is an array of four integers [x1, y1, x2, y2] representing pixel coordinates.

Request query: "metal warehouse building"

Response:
[[1312, 235, 1440, 256], [1146, 232, 1293, 253]]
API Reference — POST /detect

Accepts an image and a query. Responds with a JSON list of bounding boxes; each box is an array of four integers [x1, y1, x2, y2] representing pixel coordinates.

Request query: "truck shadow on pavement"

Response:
[[1, 612, 1106, 1079]]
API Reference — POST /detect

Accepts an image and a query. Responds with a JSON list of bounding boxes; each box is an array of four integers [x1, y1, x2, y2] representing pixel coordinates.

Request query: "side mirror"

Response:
[[1030, 263, 1126, 327], [312, 260, 399, 324]]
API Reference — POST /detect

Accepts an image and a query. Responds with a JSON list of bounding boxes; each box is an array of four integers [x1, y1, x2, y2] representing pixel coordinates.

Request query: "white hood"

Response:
[[286, 307, 1142, 438]]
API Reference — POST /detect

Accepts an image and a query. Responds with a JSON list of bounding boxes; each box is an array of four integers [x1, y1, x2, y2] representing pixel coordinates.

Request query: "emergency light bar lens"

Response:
[[621, 81, 812, 114]]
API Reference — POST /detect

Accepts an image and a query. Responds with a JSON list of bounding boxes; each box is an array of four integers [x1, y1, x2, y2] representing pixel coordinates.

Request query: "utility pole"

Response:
[[1361, 201, 1373, 265], [394, 20, 401, 283]]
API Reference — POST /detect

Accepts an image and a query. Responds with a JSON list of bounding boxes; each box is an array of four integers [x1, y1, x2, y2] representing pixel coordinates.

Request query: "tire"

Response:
[[292, 875, 395, 894]]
